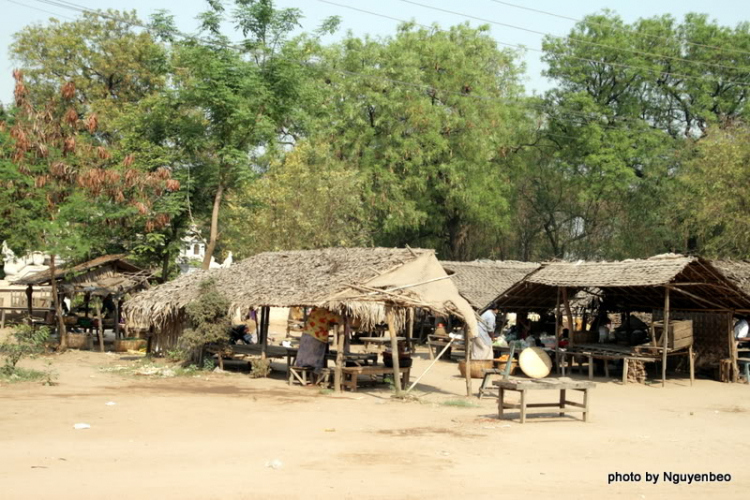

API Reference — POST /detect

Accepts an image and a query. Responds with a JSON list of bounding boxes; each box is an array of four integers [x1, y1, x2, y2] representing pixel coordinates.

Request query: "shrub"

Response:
[[0, 325, 50, 376], [175, 279, 231, 360]]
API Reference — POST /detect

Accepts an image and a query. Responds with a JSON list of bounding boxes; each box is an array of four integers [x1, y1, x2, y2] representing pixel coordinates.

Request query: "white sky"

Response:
[[2, 0, 749, 103]]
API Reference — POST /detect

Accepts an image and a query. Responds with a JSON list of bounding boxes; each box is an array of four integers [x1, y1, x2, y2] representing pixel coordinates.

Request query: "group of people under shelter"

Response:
[[290, 306, 498, 381]]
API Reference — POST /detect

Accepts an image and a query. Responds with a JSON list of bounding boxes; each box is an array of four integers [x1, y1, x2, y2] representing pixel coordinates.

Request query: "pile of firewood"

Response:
[[627, 360, 647, 384]]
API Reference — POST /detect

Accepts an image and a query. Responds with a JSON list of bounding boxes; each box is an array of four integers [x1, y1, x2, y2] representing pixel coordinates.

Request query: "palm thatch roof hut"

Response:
[[494, 254, 750, 382], [16, 254, 150, 296], [440, 260, 540, 311], [124, 247, 478, 351]]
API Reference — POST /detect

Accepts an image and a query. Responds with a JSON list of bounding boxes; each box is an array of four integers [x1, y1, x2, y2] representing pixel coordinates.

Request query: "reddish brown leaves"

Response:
[[166, 179, 181, 192], [64, 108, 78, 125], [122, 154, 135, 167], [155, 167, 171, 180], [86, 113, 98, 134], [61, 81, 75, 100], [134, 201, 149, 215], [63, 136, 76, 155], [97, 146, 111, 160]]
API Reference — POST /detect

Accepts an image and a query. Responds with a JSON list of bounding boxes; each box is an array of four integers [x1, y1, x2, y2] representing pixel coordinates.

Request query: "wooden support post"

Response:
[[25, 285, 33, 324], [559, 388, 566, 417], [662, 287, 670, 387], [260, 306, 269, 361], [622, 357, 629, 385], [688, 345, 695, 386], [465, 327, 472, 397], [555, 288, 561, 375], [407, 308, 414, 350], [386, 308, 402, 395], [562, 287, 575, 347], [334, 317, 347, 393], [95, 302, 105, 353], [728, 311, 739, 383], [114, 300, 121, 340]]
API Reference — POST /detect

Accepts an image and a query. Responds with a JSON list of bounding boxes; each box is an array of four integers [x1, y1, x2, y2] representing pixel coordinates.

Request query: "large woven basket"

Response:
[[65, 334, 90, 350], [114, 338, 147, 352], [458, 359, 494, 379], [493, 355, 518, 375]]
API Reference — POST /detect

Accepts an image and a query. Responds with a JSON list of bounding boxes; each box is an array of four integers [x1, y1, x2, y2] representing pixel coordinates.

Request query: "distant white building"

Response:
[[176, 226, 232, 275], [1, 241, 59, 283]]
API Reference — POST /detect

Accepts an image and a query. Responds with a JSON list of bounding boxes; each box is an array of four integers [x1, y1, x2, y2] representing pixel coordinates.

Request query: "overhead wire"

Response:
[[398, 0, 750, 76], [321, 1, 750, 91], [488, 0, 750, 58], [6, 0, 76, 21], [16, 0, 704, 138]]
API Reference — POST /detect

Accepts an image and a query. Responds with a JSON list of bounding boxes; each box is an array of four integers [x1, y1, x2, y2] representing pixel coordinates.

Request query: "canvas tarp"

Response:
[[328, 252, 479, 338]]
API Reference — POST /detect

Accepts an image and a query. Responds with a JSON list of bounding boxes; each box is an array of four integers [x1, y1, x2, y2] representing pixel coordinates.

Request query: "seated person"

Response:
[[294, 307, 342, 380], [559, 328, 570, 348]]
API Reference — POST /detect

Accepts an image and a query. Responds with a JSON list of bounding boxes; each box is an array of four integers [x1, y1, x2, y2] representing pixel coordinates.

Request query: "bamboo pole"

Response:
[[662, 287, 670, 387], [406, 338, 454, 393], [387, 308, 402, 395]]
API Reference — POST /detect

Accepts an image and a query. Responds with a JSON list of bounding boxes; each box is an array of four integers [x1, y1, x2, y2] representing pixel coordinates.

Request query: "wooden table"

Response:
[[562, 344, 694, 385], [359, 336, 405, 351], [493, 377, 595, 423]]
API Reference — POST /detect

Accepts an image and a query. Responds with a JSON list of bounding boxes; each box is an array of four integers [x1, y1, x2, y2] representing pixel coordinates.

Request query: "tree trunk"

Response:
[[160, 249, 171, 284], [447, 215, 469, 261], [49, 255, 67, 350], [201, 183, 225, 270]]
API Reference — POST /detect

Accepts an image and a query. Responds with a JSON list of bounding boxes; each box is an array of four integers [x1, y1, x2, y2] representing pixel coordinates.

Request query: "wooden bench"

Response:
[[341, 366, 410, 392], [494, 377, 595, 424]]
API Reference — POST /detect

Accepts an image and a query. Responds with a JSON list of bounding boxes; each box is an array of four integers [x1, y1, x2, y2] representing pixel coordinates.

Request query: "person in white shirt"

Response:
[[472, 307, 497, 360], [734, 317, 749, 339]]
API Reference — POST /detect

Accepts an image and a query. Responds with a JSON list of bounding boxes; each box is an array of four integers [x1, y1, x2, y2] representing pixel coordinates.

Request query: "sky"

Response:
[[1, 0, 750, 103]]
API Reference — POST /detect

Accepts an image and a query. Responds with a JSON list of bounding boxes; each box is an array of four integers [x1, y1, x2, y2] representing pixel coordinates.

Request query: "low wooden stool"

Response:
[[288, 366, 331, 387]]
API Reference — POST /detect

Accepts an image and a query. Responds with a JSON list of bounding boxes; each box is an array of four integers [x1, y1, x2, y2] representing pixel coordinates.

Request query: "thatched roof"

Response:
[[712, 260, 750, 297], [124, 248, 478, 342], [440, 260, 540, 311], [15, 254, 148, 296], [494, 254, 750, 311]]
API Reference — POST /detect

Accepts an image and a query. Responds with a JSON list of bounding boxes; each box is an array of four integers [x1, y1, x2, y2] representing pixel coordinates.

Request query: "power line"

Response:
[[15, 0, 730, 134], [321, 0, 750, 89], [488, 0, 750, 58], [6, 0, 76, 21], [399, 0, 746, 74]]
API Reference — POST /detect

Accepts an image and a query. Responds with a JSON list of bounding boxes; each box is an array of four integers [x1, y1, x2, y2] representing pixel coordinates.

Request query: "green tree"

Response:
[[310, 23, 530, 259], [676, 122, 750, 257], [222, 141, 371, 256], [2, 72, 177, 348], [10, 10, 168, 138]]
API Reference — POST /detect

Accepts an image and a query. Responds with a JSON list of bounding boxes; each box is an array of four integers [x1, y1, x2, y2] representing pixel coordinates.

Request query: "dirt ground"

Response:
[[1, 327, 748, 499]]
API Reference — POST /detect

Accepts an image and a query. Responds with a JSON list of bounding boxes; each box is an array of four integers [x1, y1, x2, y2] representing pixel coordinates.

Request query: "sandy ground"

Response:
[[1, 327, 749, 500]]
